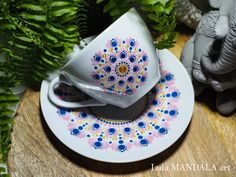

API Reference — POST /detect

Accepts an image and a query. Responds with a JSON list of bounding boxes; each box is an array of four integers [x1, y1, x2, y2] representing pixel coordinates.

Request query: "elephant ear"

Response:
[[209, 0, 222, 8]]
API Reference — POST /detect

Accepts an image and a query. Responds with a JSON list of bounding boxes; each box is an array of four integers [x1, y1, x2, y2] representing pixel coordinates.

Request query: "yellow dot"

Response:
[[119, 65, 127, 73]]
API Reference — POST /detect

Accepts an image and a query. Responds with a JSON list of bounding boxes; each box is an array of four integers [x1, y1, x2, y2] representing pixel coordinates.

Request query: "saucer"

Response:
[[40, 49, 194, 163]]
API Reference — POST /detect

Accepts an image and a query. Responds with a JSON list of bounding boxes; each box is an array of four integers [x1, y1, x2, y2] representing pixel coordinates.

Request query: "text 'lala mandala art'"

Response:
[[91, 37, 149, 95]]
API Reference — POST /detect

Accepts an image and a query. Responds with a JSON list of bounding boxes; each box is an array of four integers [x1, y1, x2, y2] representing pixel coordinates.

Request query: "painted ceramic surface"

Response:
[[91, 37, 148, 95], [57, 69, 179, 153], [40, 49, 194, 163]]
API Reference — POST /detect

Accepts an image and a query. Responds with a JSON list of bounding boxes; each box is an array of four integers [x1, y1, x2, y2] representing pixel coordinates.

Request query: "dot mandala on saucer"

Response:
[[57, 69, 181, 153], [91, 37, 149, 95]]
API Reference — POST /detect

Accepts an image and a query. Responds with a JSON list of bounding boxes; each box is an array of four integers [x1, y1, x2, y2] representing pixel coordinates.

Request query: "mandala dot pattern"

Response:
[[91, 37, 149, 95]]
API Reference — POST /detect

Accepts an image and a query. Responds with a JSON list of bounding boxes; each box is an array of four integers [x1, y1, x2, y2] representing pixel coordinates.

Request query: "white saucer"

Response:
[[40, 49, 194, 163]]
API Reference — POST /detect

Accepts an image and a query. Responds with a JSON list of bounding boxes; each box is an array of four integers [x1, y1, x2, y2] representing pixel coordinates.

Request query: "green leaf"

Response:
[[96, 0, 105, 3], [0, 167, 6, 173], [0, 109, 14, 116], [0, 118, 14, 125], [17, 3, 44, 12], [50, 7, 78, 17], [48, 1, 70, 8], [20, 12, 47, 22]]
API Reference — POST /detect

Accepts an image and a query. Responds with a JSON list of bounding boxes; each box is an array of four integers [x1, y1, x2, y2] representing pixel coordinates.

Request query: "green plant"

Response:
[[0, 0, 88, 175], [97, 0, 177, 49], [0, 0, 176, 175]]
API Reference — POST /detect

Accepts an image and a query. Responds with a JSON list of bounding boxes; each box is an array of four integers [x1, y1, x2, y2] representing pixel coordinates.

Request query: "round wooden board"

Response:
[[8, 33, 236, 177]]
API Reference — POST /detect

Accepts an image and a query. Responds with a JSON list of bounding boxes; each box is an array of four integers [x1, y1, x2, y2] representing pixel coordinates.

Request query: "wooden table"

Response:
[[8, 33, 236, 177]]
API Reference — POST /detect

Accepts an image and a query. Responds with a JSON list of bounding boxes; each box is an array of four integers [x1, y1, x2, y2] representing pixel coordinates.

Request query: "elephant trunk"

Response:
[[201, 28, 236, 74]]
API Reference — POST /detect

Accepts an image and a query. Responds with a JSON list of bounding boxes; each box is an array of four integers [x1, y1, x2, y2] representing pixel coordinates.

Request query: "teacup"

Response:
[[48, 8, 160, 108]]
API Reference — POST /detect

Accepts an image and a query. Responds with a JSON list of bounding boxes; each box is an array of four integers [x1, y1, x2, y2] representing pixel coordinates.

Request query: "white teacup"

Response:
[[48, 8, 160, 108]]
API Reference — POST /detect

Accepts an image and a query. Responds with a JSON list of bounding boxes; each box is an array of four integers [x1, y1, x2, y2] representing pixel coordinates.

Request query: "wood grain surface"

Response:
[[8, 32, 236, 177]]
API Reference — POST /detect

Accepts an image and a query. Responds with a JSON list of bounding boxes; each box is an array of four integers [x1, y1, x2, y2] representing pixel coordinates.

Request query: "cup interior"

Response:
[[89, 95, 148, 121], [54, 82, 87, 102]]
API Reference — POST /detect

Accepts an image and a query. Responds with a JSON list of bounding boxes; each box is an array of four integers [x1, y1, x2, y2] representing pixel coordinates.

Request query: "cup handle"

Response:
[[48, 76, 107, 108]]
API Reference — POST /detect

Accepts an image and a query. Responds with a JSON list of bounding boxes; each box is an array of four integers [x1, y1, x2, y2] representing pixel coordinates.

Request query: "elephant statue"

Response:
[[181, 0, 236, 115], [175, 0, 207, 29]]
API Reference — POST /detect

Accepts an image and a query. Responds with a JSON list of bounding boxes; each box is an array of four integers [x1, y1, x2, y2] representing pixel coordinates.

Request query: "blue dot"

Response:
[[123, 41, 125, 43], [133, 66, 139, 72], [169, 110, 177, 116], [118, 80, 125, 86], [93, 123, 100, 129], [155, 125, 160, 130], [71, 129, 80, 135], [118, 145, 127, 152], [152, 100, 159, 105], [87, 135, 90, 137], [103, 49, 107, 52], [166, 94, 170, 97], [80, 112, 87, 118], [119, 140, 124, 144], [95, 55, 101, 62], [159, 127, 167, 134], [124, 127, 131, 134], [108, 128, 116, 135], [129, 47, 132, 50], [120, 51, 127, 59], [140, 76, 146, 82], [127, 76, 134, 83], [139, 49, 142, 52], [138, 122, 145, 128], [126, 89, 133, 95], [93, 74, 100, 80], [130, 39, 135, 47], [140, 139, 149, 146], [97, 137, 103, 141], [129, 55, 136, 62], [115, 47, 118, 50], [172, 91, 178, 97], [164, 110, 169, 114], [111, 39, 118, 47], [109, 56, 117, 63], [142, 55, 148, 61], [108, 76, 115, 82], [78, 126, 83, 130], [161, 79, 165, 83], [165, 74, 173, 81], [148, 112, 155, 118], [58, 108, 66, 115], [138, 135, 143, 139], [109, 141, 112, 144], [104, 66, 111, 73], [151, 88, 159, 94], [93, 141, 102, 149]]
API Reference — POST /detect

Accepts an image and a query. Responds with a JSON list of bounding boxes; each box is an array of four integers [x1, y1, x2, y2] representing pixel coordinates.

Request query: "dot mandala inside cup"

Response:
[[91, 37, 149, 95]]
